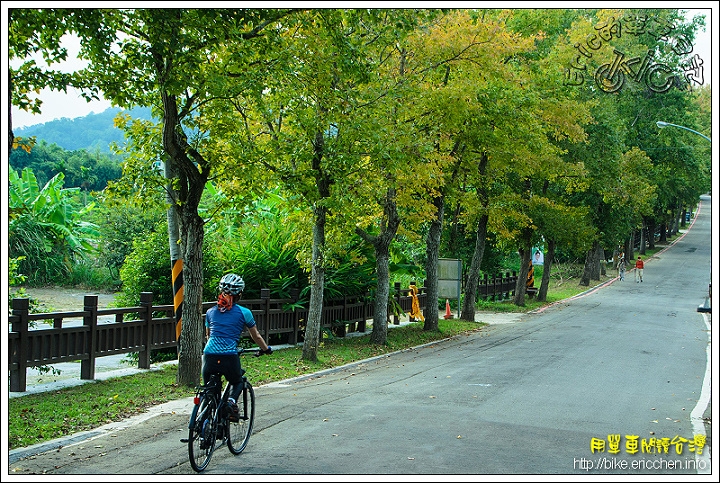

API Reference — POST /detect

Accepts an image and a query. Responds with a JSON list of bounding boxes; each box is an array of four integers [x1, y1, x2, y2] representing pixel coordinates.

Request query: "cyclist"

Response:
[[203, 273, 272, 422]]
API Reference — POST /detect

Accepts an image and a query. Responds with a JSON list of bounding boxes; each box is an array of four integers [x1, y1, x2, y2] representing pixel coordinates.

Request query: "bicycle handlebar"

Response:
[[237, 346, 273, 357], [254, 347, 273, 357]]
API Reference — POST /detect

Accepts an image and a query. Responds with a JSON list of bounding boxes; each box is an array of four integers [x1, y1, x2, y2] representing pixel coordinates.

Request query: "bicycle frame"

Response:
[[185, 348, 256, 472]]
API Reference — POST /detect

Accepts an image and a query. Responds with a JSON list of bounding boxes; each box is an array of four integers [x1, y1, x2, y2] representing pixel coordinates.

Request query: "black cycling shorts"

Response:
[[202, 353, 244, 386]]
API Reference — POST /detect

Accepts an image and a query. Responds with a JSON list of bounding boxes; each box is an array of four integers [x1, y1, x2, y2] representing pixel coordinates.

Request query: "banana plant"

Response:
[[9, 167, 99, 284]]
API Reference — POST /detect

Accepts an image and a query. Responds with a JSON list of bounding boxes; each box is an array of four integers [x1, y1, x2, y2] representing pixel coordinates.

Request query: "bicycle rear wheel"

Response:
[[227, 380, 255, 455], [188, 396, 217, 472]]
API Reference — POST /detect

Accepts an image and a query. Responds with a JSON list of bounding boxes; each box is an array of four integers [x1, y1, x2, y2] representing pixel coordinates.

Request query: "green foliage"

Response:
[[206, 191, 307, 299], [90, 197, 166, 280], [213, 222, 306, 300], [8, 8, 710, 322], [206, 191, 378, 303], [9, 256, 27, 287], [8, 167, 100, 285], [9, 139, 123, 191], [8, 257, 30, 313], [116, 222, 173, 306], [9, 9, 75, 116], [323, 239, 377, 299], [65, 258, 119, 290], [440, 219, 508, 281], [116, 219, 223, 307]]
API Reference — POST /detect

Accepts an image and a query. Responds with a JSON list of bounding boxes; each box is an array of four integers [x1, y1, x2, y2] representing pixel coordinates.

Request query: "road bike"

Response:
[[182, 348, 257, 472]]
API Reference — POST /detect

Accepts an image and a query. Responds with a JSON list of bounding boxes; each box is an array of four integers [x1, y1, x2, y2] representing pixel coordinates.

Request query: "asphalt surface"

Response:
[[6, 195, 714, 478]]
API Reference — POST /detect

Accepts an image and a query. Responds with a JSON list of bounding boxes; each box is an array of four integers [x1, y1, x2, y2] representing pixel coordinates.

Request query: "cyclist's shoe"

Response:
[[227, 402, 240, 423]]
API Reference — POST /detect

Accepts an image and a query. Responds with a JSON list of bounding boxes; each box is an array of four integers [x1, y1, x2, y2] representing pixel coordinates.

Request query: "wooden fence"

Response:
[[477, 272, 518, 300], [8, 273, 518, 392]]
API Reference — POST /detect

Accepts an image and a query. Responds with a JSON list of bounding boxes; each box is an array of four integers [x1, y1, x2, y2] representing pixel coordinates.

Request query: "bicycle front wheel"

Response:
[[188, 396, 217, 472], [227, 381, 255, 455]]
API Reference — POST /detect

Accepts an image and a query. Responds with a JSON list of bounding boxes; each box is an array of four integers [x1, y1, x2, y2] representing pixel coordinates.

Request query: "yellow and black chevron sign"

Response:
[[172, 258, 184, 341]]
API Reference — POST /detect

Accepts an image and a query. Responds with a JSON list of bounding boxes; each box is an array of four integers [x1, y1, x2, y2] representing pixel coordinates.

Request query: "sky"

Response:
[[5, 5, 716, 130]]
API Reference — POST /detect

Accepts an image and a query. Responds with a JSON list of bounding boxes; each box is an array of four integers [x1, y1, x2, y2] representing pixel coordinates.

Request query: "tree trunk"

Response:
[[424, 195, 444, 332], [176, 210, 205, 387], [674, 206, 683, 234], [596, 243, 606, 277], [513, 247, 531, 306], [461, 153, 489, 322], [537, 239, 555, 302], [302, 129, 332, 362], [512, 224, 533, 306], [639, 218, 647, 255], [356, 188, 400, 345], [371, 251, 391, 344], [161, 91, 211, 388], [625, 233, 634, 262], [460, 214, 488, 321], [579, 240, 601, 286], [165, 157, 183, 345], [647, 219, 656, 249], [303, 204, 326, 362]]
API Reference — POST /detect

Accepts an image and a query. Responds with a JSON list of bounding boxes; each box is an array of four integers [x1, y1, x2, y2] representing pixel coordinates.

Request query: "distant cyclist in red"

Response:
[[635, 256, 644, 283]]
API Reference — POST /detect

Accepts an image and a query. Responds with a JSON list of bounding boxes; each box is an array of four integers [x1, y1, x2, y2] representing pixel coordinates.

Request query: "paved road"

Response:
[[7, 196, 714, 477]]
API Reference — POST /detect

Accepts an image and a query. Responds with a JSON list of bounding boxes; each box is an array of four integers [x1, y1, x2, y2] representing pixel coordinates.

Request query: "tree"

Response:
[[338, 18, 438, 345], [398, 9, 541, 324], [557, 8, 706, 282], [401, 9, 592, 312], [68, 8, 297, 386], [212, 9, 434, 356]]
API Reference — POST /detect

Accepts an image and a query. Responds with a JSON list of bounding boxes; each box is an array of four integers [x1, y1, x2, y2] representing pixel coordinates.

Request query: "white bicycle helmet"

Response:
[[218, 273, 245, 295]]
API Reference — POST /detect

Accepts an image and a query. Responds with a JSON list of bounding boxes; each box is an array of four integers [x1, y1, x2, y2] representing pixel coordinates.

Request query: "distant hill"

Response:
[[12, 106, 154, 154]]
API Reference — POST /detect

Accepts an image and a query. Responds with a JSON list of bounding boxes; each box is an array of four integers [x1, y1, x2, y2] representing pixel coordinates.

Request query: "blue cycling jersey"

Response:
[[204, 304, 256, 354]]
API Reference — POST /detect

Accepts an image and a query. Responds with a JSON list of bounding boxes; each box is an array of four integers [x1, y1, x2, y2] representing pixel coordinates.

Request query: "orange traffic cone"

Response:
[[444, 299, 453, 319]]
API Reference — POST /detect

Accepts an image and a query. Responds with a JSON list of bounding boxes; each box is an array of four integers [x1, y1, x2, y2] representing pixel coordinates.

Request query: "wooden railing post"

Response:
[[357, 292, 367, 333], [393, 282, 401, 325], [138, 292, 154, 369], [289, 288, 300, 345], [421, 279, 428, 317], [10, 298, 30, 392], [346, 295, 356, 333], [81, 295, 99, 380], [498, 272, 504, 300], [261, 288, 271, 342]]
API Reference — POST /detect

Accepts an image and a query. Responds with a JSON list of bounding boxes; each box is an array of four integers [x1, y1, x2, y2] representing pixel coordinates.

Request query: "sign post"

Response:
[[438, 258, 462, 318]]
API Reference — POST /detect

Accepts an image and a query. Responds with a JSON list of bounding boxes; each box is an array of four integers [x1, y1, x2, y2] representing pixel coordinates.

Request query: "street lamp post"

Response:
[[656, 121, 711, 142]]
